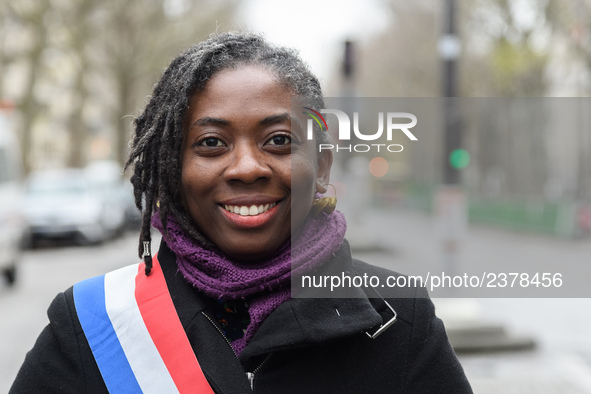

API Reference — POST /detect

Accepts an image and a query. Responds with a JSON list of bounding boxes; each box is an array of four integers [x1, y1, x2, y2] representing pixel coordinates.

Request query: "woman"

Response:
[[11, 32, 472, 393]]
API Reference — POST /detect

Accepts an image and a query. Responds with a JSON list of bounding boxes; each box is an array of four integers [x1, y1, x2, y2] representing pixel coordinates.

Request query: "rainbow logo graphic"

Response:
[[302, 107, 329, 132]]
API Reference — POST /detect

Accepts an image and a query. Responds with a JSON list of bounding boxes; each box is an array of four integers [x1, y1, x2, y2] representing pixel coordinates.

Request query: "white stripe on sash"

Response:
[[104, 265, 180, 394]]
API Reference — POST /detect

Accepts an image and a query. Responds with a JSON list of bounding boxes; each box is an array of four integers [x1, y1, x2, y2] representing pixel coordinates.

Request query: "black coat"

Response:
[[11, 240, 472, 393]]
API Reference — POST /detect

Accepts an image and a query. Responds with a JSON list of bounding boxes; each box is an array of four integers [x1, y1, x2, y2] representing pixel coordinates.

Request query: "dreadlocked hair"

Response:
[[124, 31, 328, 276]]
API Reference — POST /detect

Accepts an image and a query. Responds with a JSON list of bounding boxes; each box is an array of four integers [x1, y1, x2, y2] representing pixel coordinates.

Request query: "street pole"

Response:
[[441, 0, 461, 185], [435, 0, 465, 293], [337, 40, 378, 251]]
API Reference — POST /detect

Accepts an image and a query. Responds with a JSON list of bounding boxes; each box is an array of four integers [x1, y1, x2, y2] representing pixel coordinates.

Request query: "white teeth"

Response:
[[224, 202, 278, 216]]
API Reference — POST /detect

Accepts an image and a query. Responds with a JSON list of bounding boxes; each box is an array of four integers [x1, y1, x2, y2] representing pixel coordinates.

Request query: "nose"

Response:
[[223, 142, 273, 184]]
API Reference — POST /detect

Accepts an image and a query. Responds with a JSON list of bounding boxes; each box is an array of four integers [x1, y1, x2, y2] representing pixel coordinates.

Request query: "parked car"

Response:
[[83, 160, 128, 235], [0, 103, 26, 285], [85, 160, 140, 231], [22, 166, 126, 246], [120, 180, 141, 230]]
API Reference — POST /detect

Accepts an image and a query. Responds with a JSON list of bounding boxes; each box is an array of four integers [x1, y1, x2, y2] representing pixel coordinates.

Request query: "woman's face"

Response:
[[181, 65, 331, 262]]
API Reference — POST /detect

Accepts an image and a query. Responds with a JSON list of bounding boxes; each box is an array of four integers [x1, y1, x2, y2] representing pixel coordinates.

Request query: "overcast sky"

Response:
[[238, 0, 390, 83]]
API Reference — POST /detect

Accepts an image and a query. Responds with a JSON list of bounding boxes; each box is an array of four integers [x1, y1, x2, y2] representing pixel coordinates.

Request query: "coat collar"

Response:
[[157, 239, 388, 362], [241, 240, 386, 360]]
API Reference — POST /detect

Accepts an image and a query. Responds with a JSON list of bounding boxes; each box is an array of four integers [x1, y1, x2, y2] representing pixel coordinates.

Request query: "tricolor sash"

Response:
[[73, 255, 215, 394]]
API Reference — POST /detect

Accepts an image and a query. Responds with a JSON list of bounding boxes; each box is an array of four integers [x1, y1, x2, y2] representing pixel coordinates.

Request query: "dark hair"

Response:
[[125, 31, 327, 275]]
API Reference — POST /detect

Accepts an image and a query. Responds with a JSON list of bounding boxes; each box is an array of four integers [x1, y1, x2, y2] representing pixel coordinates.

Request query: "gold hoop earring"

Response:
[[310, 184, 337, 217]]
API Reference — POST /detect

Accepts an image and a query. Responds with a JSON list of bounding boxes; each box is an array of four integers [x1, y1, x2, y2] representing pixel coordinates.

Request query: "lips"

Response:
[[223, 202, 277, 216], [219, 200, 281, 229]]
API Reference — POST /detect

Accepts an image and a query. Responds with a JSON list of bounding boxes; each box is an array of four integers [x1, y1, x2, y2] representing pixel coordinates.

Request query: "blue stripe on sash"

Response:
[[73, 275, 143, 394]]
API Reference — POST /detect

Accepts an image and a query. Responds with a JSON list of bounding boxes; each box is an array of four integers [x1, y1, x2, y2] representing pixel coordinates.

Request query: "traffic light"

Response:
[[449, 148, 470, 169]]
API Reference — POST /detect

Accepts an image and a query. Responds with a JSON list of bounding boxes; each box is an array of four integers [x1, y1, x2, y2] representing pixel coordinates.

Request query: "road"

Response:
[[1, 211, 591, 393], [0, 231, 144, 393]]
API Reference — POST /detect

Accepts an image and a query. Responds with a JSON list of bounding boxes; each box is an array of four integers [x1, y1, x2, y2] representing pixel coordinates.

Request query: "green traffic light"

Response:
[[449, 149, 470, 169]]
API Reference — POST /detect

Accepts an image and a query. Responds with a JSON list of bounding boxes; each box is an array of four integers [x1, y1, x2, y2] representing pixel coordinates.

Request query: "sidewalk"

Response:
[[349, 208, 591, 286], [348, 208, 591, 393]]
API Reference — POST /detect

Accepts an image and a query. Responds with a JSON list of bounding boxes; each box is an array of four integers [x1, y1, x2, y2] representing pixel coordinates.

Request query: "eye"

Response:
[[198, 137, 225, 147], [267, 135, 291, 146]]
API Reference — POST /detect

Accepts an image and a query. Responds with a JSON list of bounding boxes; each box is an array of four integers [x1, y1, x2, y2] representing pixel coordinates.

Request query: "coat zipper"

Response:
[[201, 311, 239, 358], [246, 353, 272, 390], [201, 311, 272, 391]]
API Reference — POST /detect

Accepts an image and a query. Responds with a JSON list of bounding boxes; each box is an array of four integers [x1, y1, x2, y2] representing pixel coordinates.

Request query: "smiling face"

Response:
[[180, 65, 331, 262]]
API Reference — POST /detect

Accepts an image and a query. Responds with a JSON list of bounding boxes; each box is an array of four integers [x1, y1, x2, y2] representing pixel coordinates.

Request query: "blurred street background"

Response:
[[1, 0, 591, 393]]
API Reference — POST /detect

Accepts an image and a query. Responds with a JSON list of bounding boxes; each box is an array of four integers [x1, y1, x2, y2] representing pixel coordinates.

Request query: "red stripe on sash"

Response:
[[135, 255, 215, 394]]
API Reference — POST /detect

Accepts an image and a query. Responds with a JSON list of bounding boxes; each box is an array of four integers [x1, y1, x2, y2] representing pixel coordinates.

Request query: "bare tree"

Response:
[[61, 0, 96, 167], [2, 0, 51, 172], [352, 0, 440, 97], [351, 0, 553, 97], [97, 0, 238, 166], [0, 0, 237, 171]]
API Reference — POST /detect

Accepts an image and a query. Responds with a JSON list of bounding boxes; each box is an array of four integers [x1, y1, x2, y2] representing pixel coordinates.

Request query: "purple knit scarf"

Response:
[[151, 210, 346, 355]]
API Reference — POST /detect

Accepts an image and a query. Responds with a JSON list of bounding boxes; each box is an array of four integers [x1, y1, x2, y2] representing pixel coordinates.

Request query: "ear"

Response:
[[315, 149, 333, 194]]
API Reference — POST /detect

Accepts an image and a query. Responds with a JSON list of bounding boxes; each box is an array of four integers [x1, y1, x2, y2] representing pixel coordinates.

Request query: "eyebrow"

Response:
[[191, 117, 230, 128], [191, 112, 301, 129], [261, 112, 305, 131], [260, 112, 290, 125]]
